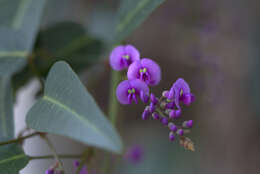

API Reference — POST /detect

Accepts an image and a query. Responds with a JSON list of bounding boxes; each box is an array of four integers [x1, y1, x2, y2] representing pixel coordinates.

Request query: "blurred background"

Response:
[[12, 0, 259, 173]]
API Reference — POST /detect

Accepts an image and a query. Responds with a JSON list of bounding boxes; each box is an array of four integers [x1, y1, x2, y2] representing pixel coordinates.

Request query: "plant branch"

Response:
[[41, 135, 65, 174], [30, 154, 82, 160], [0, 132, 39, 146]]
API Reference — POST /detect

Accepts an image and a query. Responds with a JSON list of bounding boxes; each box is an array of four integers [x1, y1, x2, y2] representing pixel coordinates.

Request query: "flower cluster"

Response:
[[110, 45, 195, 151]]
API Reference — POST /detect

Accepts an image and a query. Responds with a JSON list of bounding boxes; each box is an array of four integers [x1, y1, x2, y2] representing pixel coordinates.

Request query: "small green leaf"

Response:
[[26, 61, 123, 153], [0, 144, 30, 174], [114, 0, 167, 42]]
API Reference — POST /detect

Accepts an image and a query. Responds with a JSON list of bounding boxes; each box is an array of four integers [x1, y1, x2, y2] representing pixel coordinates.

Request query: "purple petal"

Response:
[[125, 45, 140, 62], [127, 60, 142, 80], [116, 80, 131, 104], [116, 79, 149, 105], [109, 45, 140, 71], [127, 58, 161, 86], [109, 45, 125, 71], [172, 78, 191, 108], [129, 79, 149, 96], [140, 58, 161, 86]]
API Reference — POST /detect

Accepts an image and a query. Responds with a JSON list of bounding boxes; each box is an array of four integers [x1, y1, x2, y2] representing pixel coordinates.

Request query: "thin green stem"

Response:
[[0, 132, 39, 146], [30, 154, 82, 160], [76, 149, 94, 174], [108, 70, 121, 125], [41, 135, 65, 174], [103, 70, 121, 174]]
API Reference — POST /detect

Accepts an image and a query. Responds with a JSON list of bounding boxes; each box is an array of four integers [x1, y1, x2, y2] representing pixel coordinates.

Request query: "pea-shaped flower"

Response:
[[170, 78, 194, 109], [109, 45, 140, 71], [116, 79, 149, 104], [127, 58, 161, 86]]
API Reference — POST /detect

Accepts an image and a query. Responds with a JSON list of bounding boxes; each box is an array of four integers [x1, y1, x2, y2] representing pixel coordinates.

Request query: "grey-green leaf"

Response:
[[26, 61, 123, 153], [114, 0, 167, 42], [0, 0, 46, 76], [0, 144, 30, 174], [0, 76, 14, 140]]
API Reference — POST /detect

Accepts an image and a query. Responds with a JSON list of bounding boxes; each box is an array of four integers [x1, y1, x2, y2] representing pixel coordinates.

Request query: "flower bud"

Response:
[[160, 117, 168, 125], [152, 112, 160, 120], [168, 122, 177, 132], [142, 108, 150, 120], [183, 120, 193, 128], [162, 90, 169, 98], [177, 129, 184, 136], [150, 93, 158, 105], [169, 132, 175, 141], [149, 102, 155, 113]]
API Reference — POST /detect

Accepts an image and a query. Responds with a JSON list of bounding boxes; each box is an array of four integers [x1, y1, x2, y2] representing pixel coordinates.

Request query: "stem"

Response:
[[103, 70, 121, 174], [0, 132, 39, 146], [108, 70, 121, 125], [76, 149, 94, 174], [30, 154, 82, 160], [41, 135, 65, 174]]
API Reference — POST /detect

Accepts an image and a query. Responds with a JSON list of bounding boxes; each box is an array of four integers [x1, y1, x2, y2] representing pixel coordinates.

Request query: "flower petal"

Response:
[[127, 60, 142, 80], [116, 80, 131, 104], [129, 79, 149, 96], [109, 45, 125, 70], [141, 58, 161, 86], [125, 45, 140, 62]]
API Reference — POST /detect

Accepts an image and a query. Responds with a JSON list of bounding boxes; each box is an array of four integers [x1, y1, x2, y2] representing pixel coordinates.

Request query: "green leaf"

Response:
[[0, 0, 46, 142], [0, 0, 46, 76], [26, 61, 123, 153], [33, 21, 104, 76], [0, 76, 14, 140], [114, 0, 167, 42], [0, 144, 30, 174]]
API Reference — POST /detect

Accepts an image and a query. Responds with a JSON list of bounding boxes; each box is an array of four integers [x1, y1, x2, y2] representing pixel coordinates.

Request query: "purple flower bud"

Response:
[[183, 120, 193, 128], [109, 45, 140, 71], [127, 58, 161, 86], [140, 90, 149, 103], [125, 145, 144, 164], [116, 79, 149, 104], [142, 109, 150, 120], [160, 117, 168, 125], [149, 102, 155, 113], [162, 90, 169, 98], [150, 93, 158, 105], [167, 88, 174, 100], [152, 112, 160, 120], [168, 122, 177, 132], [177, 129, 184, 136], [166, 101, 175, 109], [74, 160, 89, 174], [169, 109, 181, 119], [46, 169, 54, 174], [169, 132, 175, 141]]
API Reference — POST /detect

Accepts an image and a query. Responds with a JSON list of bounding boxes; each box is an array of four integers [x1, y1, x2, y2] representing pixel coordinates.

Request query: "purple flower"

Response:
[[46, 169, 54, 174], [127, 58, 161, 86], [109, 45, 140, 71], [74, 160, 88, 174], [170, 78, 194, 109], [116, 79, 149, 104], [125, 145, 144, 164]]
